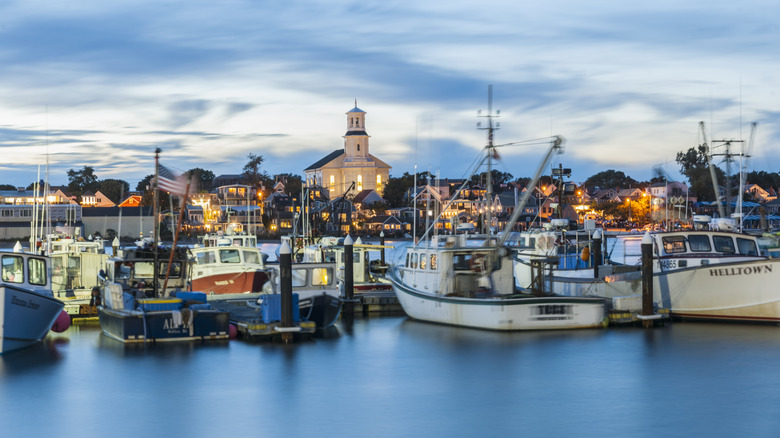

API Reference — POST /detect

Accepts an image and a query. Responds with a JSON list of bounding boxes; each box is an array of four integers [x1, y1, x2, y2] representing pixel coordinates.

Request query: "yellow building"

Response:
[[304, 103, 391, 197]]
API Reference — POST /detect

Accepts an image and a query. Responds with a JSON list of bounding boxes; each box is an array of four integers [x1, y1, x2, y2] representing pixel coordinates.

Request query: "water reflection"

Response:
[[0, 337, 65, 376]]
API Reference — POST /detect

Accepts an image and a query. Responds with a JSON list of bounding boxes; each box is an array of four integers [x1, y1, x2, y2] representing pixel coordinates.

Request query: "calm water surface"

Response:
[[2, 317, 780, 437]]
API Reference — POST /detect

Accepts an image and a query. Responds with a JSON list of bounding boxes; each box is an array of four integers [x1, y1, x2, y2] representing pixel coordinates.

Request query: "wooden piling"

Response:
[[380, 231, 386, 265], [343, 235, 354, 315], [641, 231, 653, 328], [279, 240, 293, 343], [592, 228, 602, 279]]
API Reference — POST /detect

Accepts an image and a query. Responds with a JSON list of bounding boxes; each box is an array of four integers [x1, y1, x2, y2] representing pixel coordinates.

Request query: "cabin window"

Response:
[[27, 258, 46, 286], [687, 235, 711, 252], [134, 262, 155, 278], [662, 236, 687, 254], [196, 251, 216, 264], [713, 236, 736, 254], [737, 238, 758, 256], [406, 253, 410, 267], [312, 268, 333, 286], [219, 249, 241, 263], [292, 269, 308, 287], [243, 250, 260, 264], [430, 254, 437, 270], [159, 262, 182, 279], [411, 253, 418, 269], [2, 255, 24, 283], [420, 254, 427, 270]]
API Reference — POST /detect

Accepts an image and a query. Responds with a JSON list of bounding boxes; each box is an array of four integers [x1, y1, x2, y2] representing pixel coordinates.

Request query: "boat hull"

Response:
[[299, 293, 342, 329], [0, 285, 64, 354], [191, 270, 271, 295], [97, 306, 230, 343], [387, 267, 606, 331]]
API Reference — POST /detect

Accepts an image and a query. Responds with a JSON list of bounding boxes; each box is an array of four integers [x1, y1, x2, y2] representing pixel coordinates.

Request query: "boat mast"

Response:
[[478, 85, 499, 237], [153, 147, 161, 297]]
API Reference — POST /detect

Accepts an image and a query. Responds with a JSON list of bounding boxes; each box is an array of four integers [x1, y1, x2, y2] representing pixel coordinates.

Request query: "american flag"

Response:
[[157, 164, 188, 195]]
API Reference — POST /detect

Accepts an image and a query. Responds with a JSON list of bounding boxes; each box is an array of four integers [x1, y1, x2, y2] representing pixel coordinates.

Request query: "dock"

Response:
[[208, 298, 316, 342], [347, 289, 403, 314]]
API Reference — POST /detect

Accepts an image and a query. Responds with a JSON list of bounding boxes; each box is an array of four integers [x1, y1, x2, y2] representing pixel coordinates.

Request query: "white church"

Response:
[[304, 103, 391, 198]]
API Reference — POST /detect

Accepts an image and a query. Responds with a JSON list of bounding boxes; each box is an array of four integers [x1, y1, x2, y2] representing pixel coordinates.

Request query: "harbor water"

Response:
[[2, 318, 780, 437]]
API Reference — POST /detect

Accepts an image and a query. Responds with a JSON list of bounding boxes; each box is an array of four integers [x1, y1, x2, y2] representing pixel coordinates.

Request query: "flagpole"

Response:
[[153, 148, 161, 297], [162, 179, 190, 293]]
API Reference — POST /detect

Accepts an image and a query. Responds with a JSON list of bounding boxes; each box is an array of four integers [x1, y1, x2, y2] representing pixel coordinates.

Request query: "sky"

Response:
[[1, 0, 778, 192]]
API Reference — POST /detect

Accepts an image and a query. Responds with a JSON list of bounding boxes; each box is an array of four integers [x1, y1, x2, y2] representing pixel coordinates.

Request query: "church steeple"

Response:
[[344, 101, 369, 161]]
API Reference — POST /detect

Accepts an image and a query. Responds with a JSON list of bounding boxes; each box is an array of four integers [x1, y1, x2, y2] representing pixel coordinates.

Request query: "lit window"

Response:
[[330, 175, 335, 188]]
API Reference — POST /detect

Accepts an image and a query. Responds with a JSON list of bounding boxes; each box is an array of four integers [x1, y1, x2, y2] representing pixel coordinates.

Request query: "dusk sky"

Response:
[[1, 0, 778, 191]]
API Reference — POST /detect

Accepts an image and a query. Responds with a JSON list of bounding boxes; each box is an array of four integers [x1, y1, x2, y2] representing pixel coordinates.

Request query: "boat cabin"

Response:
[[399, 235, 512, 297], [1, 251, 51, 295]]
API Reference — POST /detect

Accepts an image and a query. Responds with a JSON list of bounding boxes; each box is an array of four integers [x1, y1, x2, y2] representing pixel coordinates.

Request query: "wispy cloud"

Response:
[[0, 0, 777, 187]]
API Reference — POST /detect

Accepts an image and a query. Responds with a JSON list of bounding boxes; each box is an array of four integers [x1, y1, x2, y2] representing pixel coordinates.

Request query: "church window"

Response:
[[357, 175, 363, 191], [329, 175, 335, 188], [357, 144, 360, 152]]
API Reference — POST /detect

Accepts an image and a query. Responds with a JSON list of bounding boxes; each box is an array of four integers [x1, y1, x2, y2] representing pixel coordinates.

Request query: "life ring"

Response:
[[469, 254, 486, 273]]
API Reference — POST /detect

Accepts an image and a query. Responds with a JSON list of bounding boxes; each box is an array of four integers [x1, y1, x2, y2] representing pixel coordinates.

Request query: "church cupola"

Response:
[[344, 100, 369, 161]]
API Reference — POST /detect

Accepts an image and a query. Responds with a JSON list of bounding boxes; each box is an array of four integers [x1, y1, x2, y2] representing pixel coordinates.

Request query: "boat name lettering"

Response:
[[535, 304, 572, 316], [214, 280, 235, 286], [708, 264, 773, 277], [11, 295, 40, 310], [660, 260, 677, 270]]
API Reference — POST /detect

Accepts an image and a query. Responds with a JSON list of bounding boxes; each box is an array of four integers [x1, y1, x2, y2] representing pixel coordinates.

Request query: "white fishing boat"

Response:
[[1, 248, 65, 354], [387, 91, 606, 331], [45, 234, 109, 316], [387, 234, 607, 330]]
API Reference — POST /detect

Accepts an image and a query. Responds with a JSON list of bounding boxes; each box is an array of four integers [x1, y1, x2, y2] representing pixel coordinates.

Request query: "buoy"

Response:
[[580, 246, 590, 262], [229, 323, 238, 339], [50, 310, 72, 333]]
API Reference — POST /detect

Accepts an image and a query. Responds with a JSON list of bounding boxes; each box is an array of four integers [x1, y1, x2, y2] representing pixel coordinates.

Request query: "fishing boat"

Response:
[[97, 149, 230, 343], [1, 248, 65, 354], [46, 234, 109, 317], [188, 232, 274, 295], [387, 91, 606, 331], [97, 245, 230, 343], [536, 224, 780, 322]]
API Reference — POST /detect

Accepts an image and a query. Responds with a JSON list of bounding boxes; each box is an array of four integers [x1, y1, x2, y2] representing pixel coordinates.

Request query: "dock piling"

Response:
[[279, 240, 294, 343], [344, 235, 354, 315], [641, 231, 654, 328], [592, 228, 602, 278], [380, 231, 386, 265]]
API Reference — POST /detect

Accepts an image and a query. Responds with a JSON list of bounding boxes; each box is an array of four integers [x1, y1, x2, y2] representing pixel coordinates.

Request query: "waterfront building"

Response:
[[304, 103, 391, 198]]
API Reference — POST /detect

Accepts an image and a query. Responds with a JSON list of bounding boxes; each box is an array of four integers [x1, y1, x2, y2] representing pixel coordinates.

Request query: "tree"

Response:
[[185, 168, 215, 192], [137, 174, 154, 206], [67, 166, 99, 197], [276, 173, 303, 197], [98, 179, 130, 205], [0, 184, 15, 190], [583, 170, 638, 192], [382, 172, 434, 207], [675, 144, 725, 202], [242, 153, 267, 187]]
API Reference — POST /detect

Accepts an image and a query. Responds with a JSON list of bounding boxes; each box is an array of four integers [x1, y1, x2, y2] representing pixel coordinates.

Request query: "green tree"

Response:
[[137, 174, 154, 206], [381, 172, 436, 207], [242, 153, 267, 187], [67, 166, 99, 198], [583, 170, 638, 192], [0, 184, 15, 190], [185, 168, 215, 192], [276, 173, 303, 197], [98, 179, 130, 205], [675, 144, 725, 202]]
